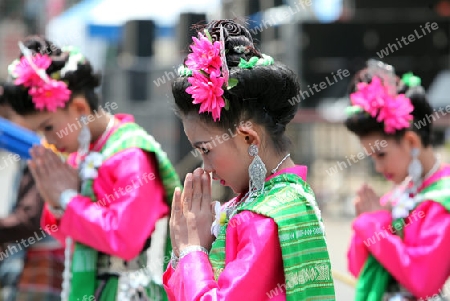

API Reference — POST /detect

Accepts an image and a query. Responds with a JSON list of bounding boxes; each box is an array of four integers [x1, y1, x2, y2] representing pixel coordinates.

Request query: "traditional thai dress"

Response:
[[348, 164, 450, 301], [163, 165, 336, 300], [41, 114, 181, 301]]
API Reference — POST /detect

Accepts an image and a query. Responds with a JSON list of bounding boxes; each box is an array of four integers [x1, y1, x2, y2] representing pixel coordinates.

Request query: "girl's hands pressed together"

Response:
[[28, 145, 80, 208], [354, 183, 391, 216], [170, 168, 215, 257]]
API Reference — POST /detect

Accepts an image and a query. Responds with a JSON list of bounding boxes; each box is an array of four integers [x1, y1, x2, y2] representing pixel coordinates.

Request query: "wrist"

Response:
[[59, 189, 78, 210], [179, 245, 209, 260], [50, 189, 78, 218], [170, 251, 179, 269]]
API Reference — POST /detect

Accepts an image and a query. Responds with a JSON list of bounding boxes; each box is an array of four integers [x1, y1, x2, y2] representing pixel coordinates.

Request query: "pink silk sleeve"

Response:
[[347, 193, 394, 277], [352, 201, 450, 298], [347, 232, 370, 277], [42, 148, 169, 260], [163, 213, 286, 301]]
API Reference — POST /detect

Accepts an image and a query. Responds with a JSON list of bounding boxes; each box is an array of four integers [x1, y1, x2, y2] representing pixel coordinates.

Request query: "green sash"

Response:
[[209, 173, 336, 300], [355, 175, 450, 301], [69, 122, 180, 301]]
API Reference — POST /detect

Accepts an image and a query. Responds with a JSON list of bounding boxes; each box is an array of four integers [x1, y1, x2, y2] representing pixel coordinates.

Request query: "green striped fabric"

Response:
[[71, 121, 180, 301], [209, 173, 336, 301]]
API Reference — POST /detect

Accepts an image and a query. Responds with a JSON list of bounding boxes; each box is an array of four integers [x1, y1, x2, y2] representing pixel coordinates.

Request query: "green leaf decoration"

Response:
[[238, 57, 259, 69], [224, 97, 230, 110], [345, 106, 363, 116], [204, 29, 213, 42], [227, 78, 238, 90], [401, 72, 421, 87], [178, 65, 192, 77]]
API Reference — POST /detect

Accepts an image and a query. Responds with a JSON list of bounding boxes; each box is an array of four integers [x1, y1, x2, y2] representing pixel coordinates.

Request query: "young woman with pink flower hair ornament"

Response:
[[345, 59, 450, 301], [2, 36, 181, 301], [163, 19, 336, 301]]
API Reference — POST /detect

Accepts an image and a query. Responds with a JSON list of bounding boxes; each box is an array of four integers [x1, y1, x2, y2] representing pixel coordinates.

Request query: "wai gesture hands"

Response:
[[170, 168, 215, 257]]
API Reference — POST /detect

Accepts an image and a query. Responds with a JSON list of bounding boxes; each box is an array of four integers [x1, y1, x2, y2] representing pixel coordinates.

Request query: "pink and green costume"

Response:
[[348, 165, 450, 300], [163, 166, 336, 300], [41, 114, 180, 300]]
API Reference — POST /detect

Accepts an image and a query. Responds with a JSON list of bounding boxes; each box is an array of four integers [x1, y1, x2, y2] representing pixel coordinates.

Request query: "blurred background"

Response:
[[0, 0, 449, 299]]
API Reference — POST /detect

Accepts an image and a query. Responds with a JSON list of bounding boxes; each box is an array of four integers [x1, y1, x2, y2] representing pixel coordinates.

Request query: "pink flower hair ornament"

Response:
[[7, 42, 73, 112], [347, 75, 414, 134], [178, 27, 274, 122]]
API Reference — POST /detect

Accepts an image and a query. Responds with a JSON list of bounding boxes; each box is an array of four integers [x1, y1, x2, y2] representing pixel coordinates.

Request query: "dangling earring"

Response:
[[77, 115, 91, 157], [408, 147, 423, 190], [248, 144, 267, 197]]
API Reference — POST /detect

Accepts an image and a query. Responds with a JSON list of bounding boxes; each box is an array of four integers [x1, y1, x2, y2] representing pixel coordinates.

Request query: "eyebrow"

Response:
[[193, 141, 212, 148], [37, 117, 52, 130]]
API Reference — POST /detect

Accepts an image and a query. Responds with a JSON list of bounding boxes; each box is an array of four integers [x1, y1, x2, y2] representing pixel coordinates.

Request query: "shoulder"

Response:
[[103, 122, 160, 158], [228, 210, 278, 235]]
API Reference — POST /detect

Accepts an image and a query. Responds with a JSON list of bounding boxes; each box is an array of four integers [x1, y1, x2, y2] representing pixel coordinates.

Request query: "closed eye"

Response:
[[43, 125, 54, 132], [200, 147, 210, 155]]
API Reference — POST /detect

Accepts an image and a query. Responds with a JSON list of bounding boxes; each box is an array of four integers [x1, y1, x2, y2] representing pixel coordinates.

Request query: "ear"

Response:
[[67, 96, 91, 116], [403, 130, 422, 150], [235, 120, 260, 146]]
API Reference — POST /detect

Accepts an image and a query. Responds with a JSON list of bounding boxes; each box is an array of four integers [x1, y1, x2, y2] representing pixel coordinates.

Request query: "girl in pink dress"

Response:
[[163, 19, 336, 300], [345, 60, 450, 301], [2, 36, 180, 300]]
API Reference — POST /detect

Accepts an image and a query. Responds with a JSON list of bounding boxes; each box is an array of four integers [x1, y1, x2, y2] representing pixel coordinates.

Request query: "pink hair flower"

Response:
[[185, 33, 222, 74], [14, 54, 52, 87], [186, 70, 226, 121], [28, 80, 71, 112], [377, 93, 414, 133], [350, 76, 386, 117]]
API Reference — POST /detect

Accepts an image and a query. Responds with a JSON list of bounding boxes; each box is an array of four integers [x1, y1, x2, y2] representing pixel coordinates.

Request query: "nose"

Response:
[[202, 159, 214, 174], [373, 158, 383, 174], [43, 134, 57, 147]]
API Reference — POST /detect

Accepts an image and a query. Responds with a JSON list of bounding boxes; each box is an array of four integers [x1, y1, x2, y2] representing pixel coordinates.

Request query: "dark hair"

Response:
[[172, 19, 301, 154], [0, 82, 6, 106], [2, 36, 101, 115], [345, 60, 433, 147]]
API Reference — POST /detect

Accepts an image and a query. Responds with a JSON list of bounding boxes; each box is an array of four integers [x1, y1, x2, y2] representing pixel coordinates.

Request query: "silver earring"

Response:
[[77, 115, 91, 157], [408, 148, 423, 187], [248, 144, 267, 197]]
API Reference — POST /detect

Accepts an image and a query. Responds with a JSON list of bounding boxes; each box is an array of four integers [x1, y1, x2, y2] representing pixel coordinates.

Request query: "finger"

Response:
[[34, 146, 52, 176], [201, 172, 212, 212], [43, 148, 58, 171], [170, 188, 181, 231], [191, 168, 204, 212], [182, 173, 193, 216]]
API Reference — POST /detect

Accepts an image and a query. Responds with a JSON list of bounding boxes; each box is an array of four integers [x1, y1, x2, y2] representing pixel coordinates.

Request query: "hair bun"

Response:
[[207, 20, 253, 43], [203, 19, 261, 67]]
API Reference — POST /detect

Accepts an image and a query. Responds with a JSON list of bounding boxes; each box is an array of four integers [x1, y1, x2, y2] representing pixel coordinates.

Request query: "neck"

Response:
[[419, 147, 439, 179], [88, 109, 114, 143], [263, 150, 295, 177]]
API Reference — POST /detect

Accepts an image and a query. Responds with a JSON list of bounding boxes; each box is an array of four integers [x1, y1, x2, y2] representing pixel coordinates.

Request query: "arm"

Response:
[[50, 148, 169, 260], [163, 213, 285, 301], [0, 167, 44, 242], [353, 201, 450, 298]]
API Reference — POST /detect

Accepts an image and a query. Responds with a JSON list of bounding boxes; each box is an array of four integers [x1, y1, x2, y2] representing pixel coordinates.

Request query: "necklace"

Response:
[[92, 114, 116, 152], [227, 153, 292, 218], [271, 153, 291, 174], [422, 155, 441, 181], [389, 155, 441, 213]]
